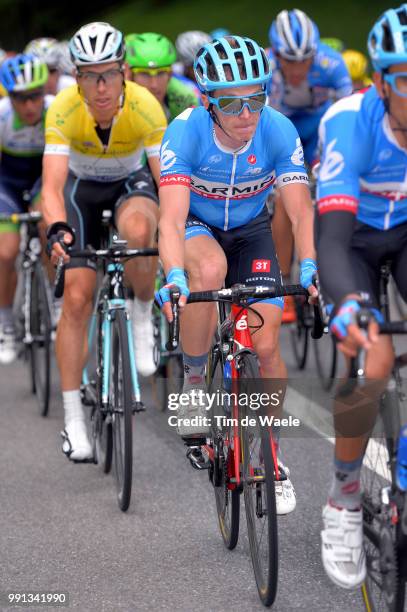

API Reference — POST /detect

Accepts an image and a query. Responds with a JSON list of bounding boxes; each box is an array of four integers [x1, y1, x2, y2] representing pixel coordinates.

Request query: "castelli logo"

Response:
[[248, 154, 256, 165]]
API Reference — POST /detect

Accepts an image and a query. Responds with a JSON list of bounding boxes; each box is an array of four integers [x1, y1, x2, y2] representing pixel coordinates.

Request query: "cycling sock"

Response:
[[0, 306, 14, 327], [63, 389, 84, 426], [182, 352, 207, 388], [133, 297, 153, 315], [329, 455, 363, 510]]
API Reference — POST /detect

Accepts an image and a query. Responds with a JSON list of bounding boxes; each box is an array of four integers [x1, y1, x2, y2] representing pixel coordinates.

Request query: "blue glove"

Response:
[[300, 258, 317, 290], [155, 267, 190, 308], [330, 300, 361, 340]]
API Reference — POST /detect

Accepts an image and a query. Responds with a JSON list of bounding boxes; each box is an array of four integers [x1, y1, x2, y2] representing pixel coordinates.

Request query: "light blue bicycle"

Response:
[[55, 237, 158, 511]]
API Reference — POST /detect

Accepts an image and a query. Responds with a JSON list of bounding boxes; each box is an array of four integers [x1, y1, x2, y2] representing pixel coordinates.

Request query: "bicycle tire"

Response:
[[313, 332, 337, 391], [361, 383, 407, 611], [29, 264, 51, 417], [289, 298, 309, 370], [239, 352, 278, 607], [92, 310, 113, 473], [207, 344, 240, 550], [110, 309, 133, 512]]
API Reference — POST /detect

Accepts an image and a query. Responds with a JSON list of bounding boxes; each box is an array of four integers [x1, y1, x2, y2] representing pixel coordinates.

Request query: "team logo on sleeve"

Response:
[[319, 138, 345, 181], [290, 138, 304, 166], [160, 140, 177, 171]]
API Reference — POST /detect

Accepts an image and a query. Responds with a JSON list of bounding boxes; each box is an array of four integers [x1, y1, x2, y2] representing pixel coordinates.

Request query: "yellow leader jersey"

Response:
[[44, 81, 167, 182]]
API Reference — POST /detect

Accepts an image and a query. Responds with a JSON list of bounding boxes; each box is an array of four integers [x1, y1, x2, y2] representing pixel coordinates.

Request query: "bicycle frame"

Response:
[[205, 303, 280, 488], [82, 261, 140, 405]]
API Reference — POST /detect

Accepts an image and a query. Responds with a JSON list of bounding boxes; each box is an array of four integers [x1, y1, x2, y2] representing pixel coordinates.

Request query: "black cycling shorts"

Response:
[[65, 167, 157, 270], [185, 207, 284, 308]]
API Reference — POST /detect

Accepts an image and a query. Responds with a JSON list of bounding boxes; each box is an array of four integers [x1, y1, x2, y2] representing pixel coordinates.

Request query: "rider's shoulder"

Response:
[[47, 84, 80, 115], [321, 87, 381, 128], [314, 43, 345, 73]]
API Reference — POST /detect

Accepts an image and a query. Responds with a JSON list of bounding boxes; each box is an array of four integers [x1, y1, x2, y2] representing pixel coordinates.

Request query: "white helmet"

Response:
[[24, 37, 60, 68], [269, 9, 319, 61], [175, 30, 211, 65], [69, 22, 125, 66], [55, 41, 75, 75]]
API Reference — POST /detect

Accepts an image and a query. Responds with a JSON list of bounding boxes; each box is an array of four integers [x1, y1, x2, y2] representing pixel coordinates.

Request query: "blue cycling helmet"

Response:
[[269, 9, 319, 60], [0, 53, 48, 93], [210, 28, 231, 40], [368, 4, 407, 71], [194, 36, 271, 92]]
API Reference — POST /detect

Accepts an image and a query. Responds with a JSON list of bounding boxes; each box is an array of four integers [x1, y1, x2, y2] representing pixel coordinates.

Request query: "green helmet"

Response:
[[125, 32, 176, 69], [320, 37, 345, 53]]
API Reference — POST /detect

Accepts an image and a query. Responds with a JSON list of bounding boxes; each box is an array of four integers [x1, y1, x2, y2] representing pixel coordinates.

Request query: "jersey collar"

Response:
[[213, 128, 252, 155], [383, 113, 407, 153]]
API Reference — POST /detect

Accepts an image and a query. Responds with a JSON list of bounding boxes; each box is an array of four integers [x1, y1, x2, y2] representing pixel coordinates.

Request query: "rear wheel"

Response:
[[239, 352, 278, 607], [110, 309, 133, 512], [29, 264, 51, 417]]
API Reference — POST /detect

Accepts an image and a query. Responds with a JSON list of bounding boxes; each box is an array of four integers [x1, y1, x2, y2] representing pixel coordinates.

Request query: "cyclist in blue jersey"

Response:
[[173, 30, 211, 95], [0, 54, 51, 365], [156, 35, 317, 515], [267, 9, 352, 322], [316, 4, 407, 589]]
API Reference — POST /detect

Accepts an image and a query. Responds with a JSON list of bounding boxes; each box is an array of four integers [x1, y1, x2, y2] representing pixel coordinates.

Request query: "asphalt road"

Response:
[[1, 329, 369, 612]]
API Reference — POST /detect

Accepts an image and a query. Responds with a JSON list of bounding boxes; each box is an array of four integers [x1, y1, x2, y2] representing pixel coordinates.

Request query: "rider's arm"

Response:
[[139, 88, 168, 187], [41, 154, 69, 226], [316, 96, 363, 305], [279, 183, 315, 262], [329, 50, 353, 100], [147, 155, 161, 187], [158, 184, 190, 273]]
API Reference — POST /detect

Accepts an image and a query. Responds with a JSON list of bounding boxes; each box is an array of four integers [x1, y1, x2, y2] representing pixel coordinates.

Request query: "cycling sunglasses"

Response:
[[77, 68, 124, 86], [384, 72, 407, 98], [10, 89, 44, 102], [207, 91, 267, 115], [131, 66, 172, 77]]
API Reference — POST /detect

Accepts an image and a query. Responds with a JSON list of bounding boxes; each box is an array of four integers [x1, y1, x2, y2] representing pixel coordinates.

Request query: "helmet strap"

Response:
[[208, 104, 250, 147]]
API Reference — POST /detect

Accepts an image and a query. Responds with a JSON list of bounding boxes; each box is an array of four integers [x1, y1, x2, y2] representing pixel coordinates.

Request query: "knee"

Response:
[[254, 333, 281, 370], [188, 257, 227, 290], [0, 235, 19, 264], [62, 284, 93, 322]]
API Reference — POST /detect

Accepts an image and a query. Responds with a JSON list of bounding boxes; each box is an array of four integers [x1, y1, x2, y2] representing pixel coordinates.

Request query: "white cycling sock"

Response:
[[133, 297, 153, 317], [63, 389, 84, 426], [0, 306, 14, 327]]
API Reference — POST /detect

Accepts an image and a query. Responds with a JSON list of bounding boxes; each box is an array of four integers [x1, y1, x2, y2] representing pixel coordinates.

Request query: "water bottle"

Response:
[[396, 424, 407, 492]]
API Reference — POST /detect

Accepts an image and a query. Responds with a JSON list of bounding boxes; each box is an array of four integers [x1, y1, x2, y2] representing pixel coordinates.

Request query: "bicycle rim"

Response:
[[240, 353, 278, 607], [361, 401, 406, 611], [313, 332, 337, 391], [111, 310, 133, 512], [289, 303, 309, 370], [92, 311, 113, 473], [29, 266, 51, 417]]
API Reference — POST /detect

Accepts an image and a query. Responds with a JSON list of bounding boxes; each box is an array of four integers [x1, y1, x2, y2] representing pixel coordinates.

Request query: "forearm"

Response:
[[291, 201, 316, 262], [158, 217, 186, 275], [317, 234, 360, 305], [41, 188, 66, 227]]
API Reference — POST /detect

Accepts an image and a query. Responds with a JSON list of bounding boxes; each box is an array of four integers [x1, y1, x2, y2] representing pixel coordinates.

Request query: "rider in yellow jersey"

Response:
[[42, 22, 167, 462]]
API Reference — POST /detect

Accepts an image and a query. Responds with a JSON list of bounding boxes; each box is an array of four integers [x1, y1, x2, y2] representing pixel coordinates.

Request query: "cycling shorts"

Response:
[[65, 166, 157, 270], [0, 177, 41, 233], [347, 221, 407, 309], [185, 207, 284, 308]]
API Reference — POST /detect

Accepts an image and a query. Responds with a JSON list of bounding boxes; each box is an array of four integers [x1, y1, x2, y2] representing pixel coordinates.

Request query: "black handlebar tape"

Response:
[[166, 287, 181, 352]]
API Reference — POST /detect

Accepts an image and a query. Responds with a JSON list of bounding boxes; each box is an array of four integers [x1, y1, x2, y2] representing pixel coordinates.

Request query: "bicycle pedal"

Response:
[[186, 447, 210, 471], [132, 401, 145, 413], [182, 436, 207, 446]]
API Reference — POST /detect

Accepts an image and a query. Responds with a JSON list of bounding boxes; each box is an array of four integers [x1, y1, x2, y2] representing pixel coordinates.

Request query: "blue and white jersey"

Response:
[[0, 94, 54, 188], [159, 105, 308, 231], [267, 43, 352, 119], [317, 86, 407, 231]]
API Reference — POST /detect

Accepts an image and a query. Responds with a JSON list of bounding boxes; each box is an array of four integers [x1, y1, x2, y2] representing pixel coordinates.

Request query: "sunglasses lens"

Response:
[[217, 92, 267, 114]]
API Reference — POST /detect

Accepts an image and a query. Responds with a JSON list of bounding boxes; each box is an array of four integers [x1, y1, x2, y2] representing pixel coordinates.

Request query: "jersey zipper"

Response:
[[224, 152, 238, 231]]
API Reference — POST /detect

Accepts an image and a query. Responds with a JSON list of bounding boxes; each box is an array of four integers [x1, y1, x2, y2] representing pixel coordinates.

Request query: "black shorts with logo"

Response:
[[185, 206, 284, 307], [65, 167, 157, 270]]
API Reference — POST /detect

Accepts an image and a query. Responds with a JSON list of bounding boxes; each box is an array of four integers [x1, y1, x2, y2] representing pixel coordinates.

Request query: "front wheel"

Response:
[[239, 353, 278, 607], [110, 309, 133, 512], [28, 264, 51, 417]]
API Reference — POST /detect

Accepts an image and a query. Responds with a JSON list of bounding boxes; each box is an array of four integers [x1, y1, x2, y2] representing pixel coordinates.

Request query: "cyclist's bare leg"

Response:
[[56, 268, 96, 390], [334, 335, 394, 463], [116, 197, 158, 300], [271, 189, 294, 278], [0, 232, 19, 308], [249, 303, 286, 378], [181, 235, 227, 356]]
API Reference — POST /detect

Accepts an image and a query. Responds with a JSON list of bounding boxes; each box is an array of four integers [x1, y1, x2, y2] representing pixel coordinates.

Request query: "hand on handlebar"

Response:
[[330, 300, 381, 357], [155, 267, 190, 322], [46, 222, 75, 266], [300, 258, 318, 301]]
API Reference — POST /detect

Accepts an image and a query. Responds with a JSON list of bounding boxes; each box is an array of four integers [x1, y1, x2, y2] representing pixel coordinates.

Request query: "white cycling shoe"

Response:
[[275, 464, 296, 515], [0, 324, 17, 364], [61, 419, 93, 462], [321, 503, 366, 589], [175, 386, 211, 438], [131, 298, 157, 377]]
